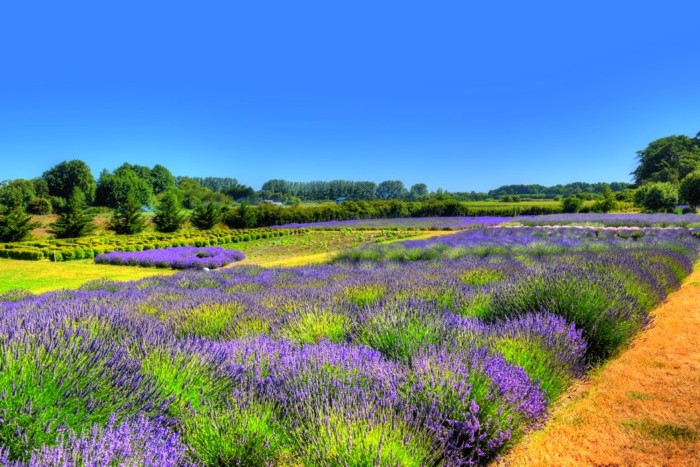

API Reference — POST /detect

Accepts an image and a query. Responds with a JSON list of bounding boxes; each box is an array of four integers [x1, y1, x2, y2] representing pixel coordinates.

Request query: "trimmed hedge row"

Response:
[[0, 228, 309, 262]]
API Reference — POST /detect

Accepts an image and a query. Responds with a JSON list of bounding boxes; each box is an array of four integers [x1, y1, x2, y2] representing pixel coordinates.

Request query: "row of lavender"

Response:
[[0, 227, 698, 465], [272, 212, 700, 230], [335, 225, 700, 262], [94, 246, 246, 269]]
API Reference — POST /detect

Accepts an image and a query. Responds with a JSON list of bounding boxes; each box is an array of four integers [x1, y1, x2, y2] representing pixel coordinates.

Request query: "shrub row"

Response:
[[224, 199, 565, 229], [0, 228, 308, 262]]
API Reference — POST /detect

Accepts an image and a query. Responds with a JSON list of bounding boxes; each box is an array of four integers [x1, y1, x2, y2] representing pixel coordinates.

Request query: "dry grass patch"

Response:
[[502, 266, 700, 466]]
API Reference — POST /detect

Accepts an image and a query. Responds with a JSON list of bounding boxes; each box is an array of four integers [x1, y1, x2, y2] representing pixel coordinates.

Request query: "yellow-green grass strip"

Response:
[[0, 258, 176, 294]]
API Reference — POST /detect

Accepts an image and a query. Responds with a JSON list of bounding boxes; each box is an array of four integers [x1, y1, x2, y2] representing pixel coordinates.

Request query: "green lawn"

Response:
[[0, 258, 176, 295]]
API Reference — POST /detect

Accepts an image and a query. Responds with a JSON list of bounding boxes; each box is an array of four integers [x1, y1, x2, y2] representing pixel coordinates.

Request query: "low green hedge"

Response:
[[0, 228, 309, 262]]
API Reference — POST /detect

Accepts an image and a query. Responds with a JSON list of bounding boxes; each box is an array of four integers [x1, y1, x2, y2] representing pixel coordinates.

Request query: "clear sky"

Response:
[[1, 1, 699, 192]]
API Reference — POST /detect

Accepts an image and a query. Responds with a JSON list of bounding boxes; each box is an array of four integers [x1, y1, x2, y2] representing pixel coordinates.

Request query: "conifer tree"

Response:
[[153, 190, 187, 233], [109, 191, 147, 234], [190, 202, 222, 230], [49, 189, 96, 239], [0, 204, 38, 242]]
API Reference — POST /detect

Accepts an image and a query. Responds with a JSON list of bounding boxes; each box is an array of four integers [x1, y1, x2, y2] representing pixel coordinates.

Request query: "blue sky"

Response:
[[1, 1, 699, 192]]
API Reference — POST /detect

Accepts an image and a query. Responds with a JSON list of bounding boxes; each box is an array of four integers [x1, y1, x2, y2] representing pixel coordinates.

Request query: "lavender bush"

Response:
[[1, 416, 189, 467], [94, 246, 245, 269]]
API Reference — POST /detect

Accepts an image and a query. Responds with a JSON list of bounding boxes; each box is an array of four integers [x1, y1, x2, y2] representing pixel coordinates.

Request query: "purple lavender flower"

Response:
[[95, 246, 245, 269], [2, 416, 189, 467]]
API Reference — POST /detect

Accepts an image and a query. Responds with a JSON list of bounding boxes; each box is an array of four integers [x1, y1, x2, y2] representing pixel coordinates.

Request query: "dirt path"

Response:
[[502, 267, 700, 466]]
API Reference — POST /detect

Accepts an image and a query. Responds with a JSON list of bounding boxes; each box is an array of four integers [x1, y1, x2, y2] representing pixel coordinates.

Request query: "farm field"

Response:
[[0, 229, 441, 293], [0, 221, 699, 465], [222, 228, 450, 266]]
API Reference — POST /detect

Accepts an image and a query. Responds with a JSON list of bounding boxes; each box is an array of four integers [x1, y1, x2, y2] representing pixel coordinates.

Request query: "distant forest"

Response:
[[0, 160, 633, 214], [0, 128, 698, 238]]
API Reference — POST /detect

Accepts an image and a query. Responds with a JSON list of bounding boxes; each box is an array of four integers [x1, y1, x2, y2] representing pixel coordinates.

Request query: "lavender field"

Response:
[[1, 226, 699, 465]]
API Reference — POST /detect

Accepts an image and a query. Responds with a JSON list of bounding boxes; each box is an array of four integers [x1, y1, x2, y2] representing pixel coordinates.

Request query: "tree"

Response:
[[376, 180, 407, 200], [153, 190, 187, 232], [409, 183, 429, 200], [190, 202, 223, 230], [679, 170, 700, 211], [95, 168, 152, 208], [150, 164, 176, 194], [224, 203, 258, 228], [49, 189, 96, 238], [0, 205, 38, 242], [561, 196, 583, 213], [632, 134, 700, 185], [42, 160, 96, 204], [633, 182, 678, 213], [109, 191, 147, 234], [261, 179, 292, 196], [32, 178, 49, 198]]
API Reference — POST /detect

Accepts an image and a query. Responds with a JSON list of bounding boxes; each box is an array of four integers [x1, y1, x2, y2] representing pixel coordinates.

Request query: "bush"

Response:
[[679, 170, 700, 211], [634, 182, 678, 213], [561, 196, 583, 213], [591, 187, 618, 213], [26, 198, 52, 215], [487, 266, 648, 363]]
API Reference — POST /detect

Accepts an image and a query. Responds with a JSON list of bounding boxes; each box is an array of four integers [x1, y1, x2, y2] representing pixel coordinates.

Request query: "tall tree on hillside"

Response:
[[42, 160, 96, 204], [49, 189, 96, 238], [108, 191, 147, 234], [153, 189, 187, 232], [190, 202, 223, 230], [632, 134, 700, 185], [150, 164, 176, 194], [95, 167, 153, 208], [0, 179, 37, 209], [0, 204, 38, 242]]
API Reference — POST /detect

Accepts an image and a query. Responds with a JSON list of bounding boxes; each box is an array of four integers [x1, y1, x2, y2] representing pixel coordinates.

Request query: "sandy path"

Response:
[[502, 266, 700, 466]]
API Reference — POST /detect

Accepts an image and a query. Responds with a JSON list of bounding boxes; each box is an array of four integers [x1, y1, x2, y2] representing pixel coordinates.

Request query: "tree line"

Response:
[[629, 131, 700, 212], [2, 134, 700, 243]]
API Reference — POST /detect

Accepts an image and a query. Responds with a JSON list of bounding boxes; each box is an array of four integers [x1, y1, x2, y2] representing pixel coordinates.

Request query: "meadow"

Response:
[[0, 219, 698, 465]]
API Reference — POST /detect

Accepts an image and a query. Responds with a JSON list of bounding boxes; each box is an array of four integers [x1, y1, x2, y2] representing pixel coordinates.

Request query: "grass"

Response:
[[621, 419, 698, 442], [0, 258, 176, 294]]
